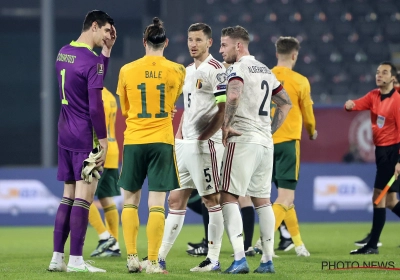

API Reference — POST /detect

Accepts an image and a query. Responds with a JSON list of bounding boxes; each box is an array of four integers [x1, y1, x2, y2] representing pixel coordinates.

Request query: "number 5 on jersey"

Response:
[[137, 83, 168, 118]]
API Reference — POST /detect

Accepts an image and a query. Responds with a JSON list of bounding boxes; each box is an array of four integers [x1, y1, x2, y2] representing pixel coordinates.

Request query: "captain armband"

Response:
[[215, 91, 226, 104]]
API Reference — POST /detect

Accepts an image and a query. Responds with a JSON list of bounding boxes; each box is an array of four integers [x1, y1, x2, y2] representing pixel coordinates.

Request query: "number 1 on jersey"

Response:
[[60, 69, 69, 105]]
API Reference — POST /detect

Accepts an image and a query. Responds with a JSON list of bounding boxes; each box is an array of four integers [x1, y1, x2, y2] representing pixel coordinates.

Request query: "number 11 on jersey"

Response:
[[137, 83, 168, 118]]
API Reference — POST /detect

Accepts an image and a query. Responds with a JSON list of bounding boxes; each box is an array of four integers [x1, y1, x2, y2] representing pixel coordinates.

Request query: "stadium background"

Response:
[[1, 0, 400, 225]]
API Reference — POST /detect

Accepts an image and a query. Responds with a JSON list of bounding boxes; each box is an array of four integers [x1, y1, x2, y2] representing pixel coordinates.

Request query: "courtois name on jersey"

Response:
[[182, 55, 227, 142], [226, 55, 281, 148]]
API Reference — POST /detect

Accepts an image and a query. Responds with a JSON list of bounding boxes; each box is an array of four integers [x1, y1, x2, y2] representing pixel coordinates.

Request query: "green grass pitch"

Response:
[[1, 222, 400, 279]]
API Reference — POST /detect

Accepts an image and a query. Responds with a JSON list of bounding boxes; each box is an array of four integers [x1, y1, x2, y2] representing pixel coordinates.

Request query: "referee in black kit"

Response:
[[344, 62, 400, 254]]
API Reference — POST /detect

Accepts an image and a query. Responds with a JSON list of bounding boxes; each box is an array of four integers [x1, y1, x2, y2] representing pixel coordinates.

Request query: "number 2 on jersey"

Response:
[[137, 83, 168, 118], [60, 69, 69, 105], [259, 80, 269, 116]]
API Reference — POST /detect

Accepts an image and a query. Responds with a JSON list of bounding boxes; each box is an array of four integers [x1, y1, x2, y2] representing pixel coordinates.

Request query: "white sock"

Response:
[[68, 255, 83, 266], [158, 209, 186, 259], [207, 204, 224, 261], [52, 252, 64, 262], [255, 204, 275, 263], [109, 241, 119, 251], [280, 224, 291, 239], [99, 230, 111, 240], [222, 202, 245, 261]]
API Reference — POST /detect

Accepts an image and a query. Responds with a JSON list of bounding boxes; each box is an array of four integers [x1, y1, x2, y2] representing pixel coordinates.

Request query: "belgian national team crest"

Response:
[[377, 115, 385, 128], [196, 79, 203, 89]]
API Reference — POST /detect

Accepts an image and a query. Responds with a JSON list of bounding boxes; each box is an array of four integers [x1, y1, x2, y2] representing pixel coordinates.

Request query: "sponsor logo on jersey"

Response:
[[217, 84, 227, 90], [196, 79, 203, 89], [97, 63, 104, 75]]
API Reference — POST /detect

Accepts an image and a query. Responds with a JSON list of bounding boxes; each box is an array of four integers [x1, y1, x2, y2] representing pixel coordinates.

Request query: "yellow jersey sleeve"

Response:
[[102, 87, 119, 169], [299, 79, 316, 137], [117, 68, 129, 118]]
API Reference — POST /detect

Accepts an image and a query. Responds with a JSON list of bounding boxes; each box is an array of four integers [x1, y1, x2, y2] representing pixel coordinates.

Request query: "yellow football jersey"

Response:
[[102, 87, 119, 169], [117, 56, 185, 145], [271, 66, 316, 144]]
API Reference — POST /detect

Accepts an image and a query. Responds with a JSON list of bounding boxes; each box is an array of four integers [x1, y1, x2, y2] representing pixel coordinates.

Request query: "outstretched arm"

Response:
[[271, 88, 292, 134]]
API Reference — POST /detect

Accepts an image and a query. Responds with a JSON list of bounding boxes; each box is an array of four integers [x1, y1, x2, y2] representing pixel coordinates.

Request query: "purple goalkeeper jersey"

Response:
[[56, 41, 106, 152]]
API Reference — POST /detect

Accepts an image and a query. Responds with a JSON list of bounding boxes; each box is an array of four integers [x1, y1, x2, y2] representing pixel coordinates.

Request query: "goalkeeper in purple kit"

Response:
[[47, 10, 116, 273]]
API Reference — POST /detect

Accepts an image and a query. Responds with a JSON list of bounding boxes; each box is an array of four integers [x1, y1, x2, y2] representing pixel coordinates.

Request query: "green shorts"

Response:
[[272, 140, 300, 190], [96, 168, 121, 199], [118, 143, 179, 192]]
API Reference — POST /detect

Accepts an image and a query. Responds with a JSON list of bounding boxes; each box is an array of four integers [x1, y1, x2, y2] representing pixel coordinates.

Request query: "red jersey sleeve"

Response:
[[351, 91, 373, 111]]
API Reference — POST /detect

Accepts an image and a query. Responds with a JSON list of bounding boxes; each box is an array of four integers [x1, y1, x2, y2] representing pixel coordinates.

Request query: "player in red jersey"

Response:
[[345, 62, 400, 254]]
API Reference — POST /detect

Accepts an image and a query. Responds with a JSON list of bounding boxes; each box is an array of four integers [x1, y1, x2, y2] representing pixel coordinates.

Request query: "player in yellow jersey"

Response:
[[88, 87, 121, 257], [254, 36, 317, 257], [116, 17, 185, 274]]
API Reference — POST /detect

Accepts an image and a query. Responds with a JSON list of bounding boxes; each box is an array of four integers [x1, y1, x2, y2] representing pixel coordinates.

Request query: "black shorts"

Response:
[[374, 143, 400, 192]]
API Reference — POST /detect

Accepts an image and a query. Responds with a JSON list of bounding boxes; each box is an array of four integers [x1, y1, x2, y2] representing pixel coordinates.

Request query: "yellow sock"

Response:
[[122, 204, 139, 255], [104, 204, 119, 241], [88, 203, 107, 235], [272, 203, 288, 231], [147, 206, 165, 261], [284, 205, 303, 246]]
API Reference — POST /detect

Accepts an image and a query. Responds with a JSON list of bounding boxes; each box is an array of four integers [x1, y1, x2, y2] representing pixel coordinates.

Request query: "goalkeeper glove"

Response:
[[81, 146, 104, 183]]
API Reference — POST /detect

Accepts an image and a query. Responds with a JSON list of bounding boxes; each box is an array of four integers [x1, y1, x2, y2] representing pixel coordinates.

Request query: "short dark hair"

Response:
[[82, 10, 114, 32], [275, 36, 300, 55], [188, 23, 212, 38], [221, 25, 250, 43], [144, 17, 167, 50], [379, 61, 398, 77]]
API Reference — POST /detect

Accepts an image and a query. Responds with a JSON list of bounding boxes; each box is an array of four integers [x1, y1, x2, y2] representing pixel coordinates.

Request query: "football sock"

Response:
[[207, 205, 224, 261], [69, 198, 91, 256], [255, 204, 275, 262], [122, 204, 139, 255], [159, 209, 186, 259], [367, 207, 386, 249], [147, 206, 165, 261], [53, 197, 73, 253], [201, 203, 209, 244], [222, 202, 245, 261], [241, 206, 255, 251], [272, 203, 288, 231], [284, 205, 303, 246], [88, 203, 107, 236], [104, 204, 119, 241]]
